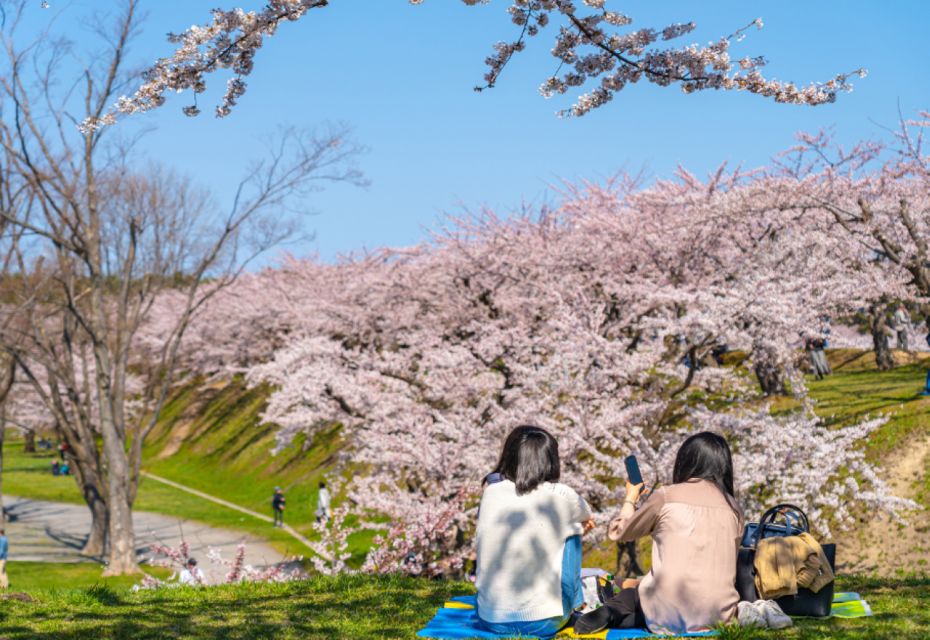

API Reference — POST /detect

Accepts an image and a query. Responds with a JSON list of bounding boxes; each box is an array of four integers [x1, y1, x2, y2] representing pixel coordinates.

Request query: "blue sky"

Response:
[[33, 1, 930, 260]]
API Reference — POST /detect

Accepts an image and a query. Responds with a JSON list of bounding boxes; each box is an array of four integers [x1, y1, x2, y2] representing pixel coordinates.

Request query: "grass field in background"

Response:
[[811, 352, 930, 460], [0, 574, 925, 639], [2, 562, 172, 593]]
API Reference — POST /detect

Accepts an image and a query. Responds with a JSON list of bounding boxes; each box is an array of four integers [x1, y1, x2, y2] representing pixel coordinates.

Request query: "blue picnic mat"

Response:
[[418, 593, 873, 638], [417, 596, 716, 639]]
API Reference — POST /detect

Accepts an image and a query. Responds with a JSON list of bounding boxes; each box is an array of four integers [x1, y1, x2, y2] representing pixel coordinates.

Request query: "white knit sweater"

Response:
[[475, 480, 592, 623]]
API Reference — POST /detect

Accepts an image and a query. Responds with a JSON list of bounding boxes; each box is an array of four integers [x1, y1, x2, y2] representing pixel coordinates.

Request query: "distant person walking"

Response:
[[315, 481, 332, 524], [0, 528, 8, 589], [272, 487, 286, 528], [804, 335, 831, 380], [894, 304, 912, 352]]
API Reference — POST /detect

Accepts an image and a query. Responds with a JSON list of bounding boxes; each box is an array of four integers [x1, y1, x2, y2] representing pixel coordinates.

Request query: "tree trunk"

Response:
[[69, 458, 108, 557], [103, 485, 137, 575], [99, 412, 138, 575], [754, 360, 788, 396], [870, 303, 895, 371], [0, 406, 5, 520], [23, 429, 36, 453], [615, 540, 645, 578], [81, 494, 109, 558]]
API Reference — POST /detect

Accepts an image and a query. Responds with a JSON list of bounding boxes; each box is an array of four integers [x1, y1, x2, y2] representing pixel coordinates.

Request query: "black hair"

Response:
[[673, 432, 735, 498], [319, 481, 326, 489], [491, 425, 560, 495], [186, 558, 197, 567]]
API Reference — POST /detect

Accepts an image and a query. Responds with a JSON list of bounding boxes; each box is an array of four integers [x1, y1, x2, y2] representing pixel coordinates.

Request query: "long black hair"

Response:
[[490, 425, 560, 495], [672, 432, 735, 498]]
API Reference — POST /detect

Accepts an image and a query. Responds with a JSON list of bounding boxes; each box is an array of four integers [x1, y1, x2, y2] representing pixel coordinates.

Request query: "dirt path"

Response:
[[2, 495, 285, 583], [839, 431, 930, 575], [140, 471, 315, 551]]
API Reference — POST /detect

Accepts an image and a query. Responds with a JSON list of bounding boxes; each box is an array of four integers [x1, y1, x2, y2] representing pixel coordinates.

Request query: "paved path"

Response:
[[2, 496, 285, 584], [141, 471, 315, 551]]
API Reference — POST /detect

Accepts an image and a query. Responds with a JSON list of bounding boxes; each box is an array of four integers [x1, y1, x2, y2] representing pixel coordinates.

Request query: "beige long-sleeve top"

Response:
[[608, 478, 743, 635]]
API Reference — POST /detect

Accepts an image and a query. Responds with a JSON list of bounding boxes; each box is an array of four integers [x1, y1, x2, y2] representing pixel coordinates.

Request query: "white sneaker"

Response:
[[757, 600, 793, 630], [737, 601, 766, 628]]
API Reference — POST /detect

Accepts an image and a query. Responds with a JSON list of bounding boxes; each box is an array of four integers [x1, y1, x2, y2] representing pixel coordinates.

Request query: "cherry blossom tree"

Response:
[[162, 163, 908, 575], [765, 112, 930, 366], [79, 0, 863, 129]]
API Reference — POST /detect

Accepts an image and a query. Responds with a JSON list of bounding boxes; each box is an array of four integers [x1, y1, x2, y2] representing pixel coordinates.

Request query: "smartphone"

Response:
[[624, 455, 643, 486]]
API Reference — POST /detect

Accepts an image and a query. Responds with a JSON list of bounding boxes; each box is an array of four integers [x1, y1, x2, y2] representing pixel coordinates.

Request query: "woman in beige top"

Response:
[[574, 432, 743, 636]]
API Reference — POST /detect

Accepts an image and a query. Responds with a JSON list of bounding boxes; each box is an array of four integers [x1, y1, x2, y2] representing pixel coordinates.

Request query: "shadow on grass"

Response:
[[0, 575, 471, 640]]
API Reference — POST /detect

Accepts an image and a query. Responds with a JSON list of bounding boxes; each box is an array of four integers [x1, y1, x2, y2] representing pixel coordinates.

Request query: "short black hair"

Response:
[[186, 558, 197, 567], [319, 481, 326, 489], [492, 425, 560, 495], [673, 432, 735, 498]]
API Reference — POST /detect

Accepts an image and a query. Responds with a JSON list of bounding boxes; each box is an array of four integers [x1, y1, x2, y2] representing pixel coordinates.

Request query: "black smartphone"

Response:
[[624, 455, 643, 486]]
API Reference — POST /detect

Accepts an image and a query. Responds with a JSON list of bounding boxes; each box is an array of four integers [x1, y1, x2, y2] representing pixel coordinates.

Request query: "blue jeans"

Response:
[[478, 535, 583, 639]]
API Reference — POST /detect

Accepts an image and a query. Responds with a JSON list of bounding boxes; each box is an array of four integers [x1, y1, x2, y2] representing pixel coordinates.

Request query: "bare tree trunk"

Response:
[[67, 454, 108, 557], [23, 429, 35, 453], [0, 406, 5, 520], [615, 540, 644, 578], [98, 401, 137, 573], [82, 488, 109, 558], [103, 484, 136, 575], [870, 303, 895, 371], [753, 359, 788, 396]]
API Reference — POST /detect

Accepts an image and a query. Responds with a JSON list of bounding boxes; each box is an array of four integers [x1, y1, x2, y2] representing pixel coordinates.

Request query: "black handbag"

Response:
[[736, 504, 836, 618]]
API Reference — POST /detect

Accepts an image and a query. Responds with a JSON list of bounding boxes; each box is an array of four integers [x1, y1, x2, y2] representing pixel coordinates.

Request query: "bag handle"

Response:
[[751, 503, 809, 547]]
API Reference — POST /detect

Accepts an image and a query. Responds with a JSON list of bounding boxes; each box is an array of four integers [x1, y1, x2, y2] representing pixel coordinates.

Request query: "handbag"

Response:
[[736, 504, 836, 618]]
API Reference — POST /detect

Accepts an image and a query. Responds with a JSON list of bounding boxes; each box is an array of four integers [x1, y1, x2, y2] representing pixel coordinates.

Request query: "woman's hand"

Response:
[[620, 578, 641, 590], [583, 517, 596, 534], [624, 481, 647, 504]]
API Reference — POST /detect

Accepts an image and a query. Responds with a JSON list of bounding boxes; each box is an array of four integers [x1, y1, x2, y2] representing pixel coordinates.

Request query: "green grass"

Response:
[[1, 441, 318, 559], [0, 574, 924, 639], [808, 354, 930, 461], [4, 562, 171, 593]]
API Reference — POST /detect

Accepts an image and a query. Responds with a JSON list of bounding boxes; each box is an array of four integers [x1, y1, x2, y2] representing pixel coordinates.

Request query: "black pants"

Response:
[[273, 508, 284, 526], [603, 587, 646, 629]]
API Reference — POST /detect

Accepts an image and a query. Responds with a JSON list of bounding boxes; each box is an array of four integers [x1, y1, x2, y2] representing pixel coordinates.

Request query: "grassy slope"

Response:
[[0, 574, 924, 639], [811, 351, 930, 459], [2, 376, 374, 560]]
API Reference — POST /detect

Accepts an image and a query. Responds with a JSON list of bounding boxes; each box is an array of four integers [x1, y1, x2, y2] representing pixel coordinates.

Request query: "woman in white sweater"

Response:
[[475, 425, 594, 638]]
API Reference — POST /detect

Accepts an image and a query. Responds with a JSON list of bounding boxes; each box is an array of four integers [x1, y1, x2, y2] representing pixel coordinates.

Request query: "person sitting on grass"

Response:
[[178, 558, 204, 586], [59, 462, 71, 476], [475, 425, 594, 639], [574, 432, 743, 636]]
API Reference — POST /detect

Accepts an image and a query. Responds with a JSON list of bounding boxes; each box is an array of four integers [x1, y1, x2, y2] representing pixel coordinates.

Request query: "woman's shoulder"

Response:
[[539, 481, 583, 501]]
